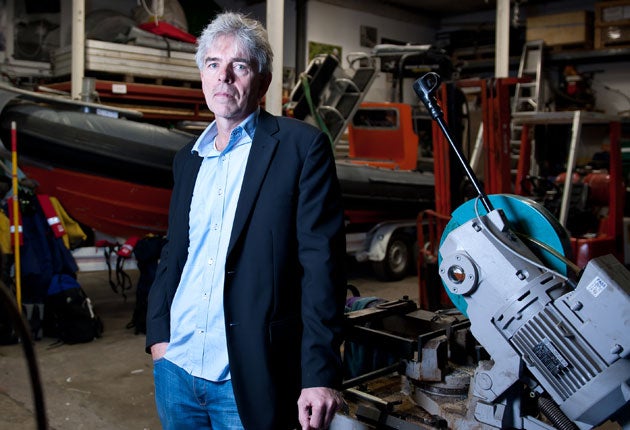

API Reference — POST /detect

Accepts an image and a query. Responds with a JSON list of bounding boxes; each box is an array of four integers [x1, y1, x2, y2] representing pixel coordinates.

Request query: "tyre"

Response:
[[371, 232, 412, 281]]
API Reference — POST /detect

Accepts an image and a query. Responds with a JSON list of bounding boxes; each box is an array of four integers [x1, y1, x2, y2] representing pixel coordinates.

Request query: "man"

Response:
[[146, 11, 347, 430]]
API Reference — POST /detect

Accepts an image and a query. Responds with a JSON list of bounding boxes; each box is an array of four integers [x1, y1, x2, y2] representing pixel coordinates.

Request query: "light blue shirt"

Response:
[[164, 109, 258, 381]]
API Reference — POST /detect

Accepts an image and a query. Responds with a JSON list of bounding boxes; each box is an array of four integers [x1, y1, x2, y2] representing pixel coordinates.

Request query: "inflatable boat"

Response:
[[0, 90, 434, 238]]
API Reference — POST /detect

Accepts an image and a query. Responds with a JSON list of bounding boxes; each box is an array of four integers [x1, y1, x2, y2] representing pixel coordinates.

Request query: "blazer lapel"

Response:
[[227, 110, 279, 257]]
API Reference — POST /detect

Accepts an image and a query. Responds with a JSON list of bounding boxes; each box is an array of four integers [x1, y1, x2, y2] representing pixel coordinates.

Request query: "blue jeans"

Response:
[[153, 358, 244, 430]]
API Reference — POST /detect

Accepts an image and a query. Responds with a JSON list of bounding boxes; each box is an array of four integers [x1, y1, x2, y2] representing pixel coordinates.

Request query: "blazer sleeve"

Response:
[[145, 234, 171, 353], [296, 131, 347, 389], [145, 142, 196, 353]]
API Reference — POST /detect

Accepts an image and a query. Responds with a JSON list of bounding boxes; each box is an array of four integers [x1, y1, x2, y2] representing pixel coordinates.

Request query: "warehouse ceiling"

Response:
[[233, 0, 501, 19], [374, 0, 497, 16]]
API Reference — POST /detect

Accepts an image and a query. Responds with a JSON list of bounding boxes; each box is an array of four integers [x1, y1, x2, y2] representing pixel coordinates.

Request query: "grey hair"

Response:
[[195, 11, 273, 76]]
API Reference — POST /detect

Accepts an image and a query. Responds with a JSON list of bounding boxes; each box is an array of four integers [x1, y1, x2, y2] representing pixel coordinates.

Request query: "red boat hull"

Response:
[[25, 163, 435, 239], [24, 165, 171, 238]]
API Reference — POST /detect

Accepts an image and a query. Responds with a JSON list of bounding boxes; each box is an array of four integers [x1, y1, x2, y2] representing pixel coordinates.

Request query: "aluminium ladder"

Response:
[[510, 40, 545, 187]]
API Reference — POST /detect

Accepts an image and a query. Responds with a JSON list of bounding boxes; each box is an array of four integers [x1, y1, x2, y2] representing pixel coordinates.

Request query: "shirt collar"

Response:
[[192, 108, 259, 157]]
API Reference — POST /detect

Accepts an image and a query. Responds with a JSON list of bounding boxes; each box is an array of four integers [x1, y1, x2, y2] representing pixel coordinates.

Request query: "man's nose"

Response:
[[218, 64, 233, 83]]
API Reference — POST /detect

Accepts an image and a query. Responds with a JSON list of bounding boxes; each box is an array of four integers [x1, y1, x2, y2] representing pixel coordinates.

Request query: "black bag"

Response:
[[45, 274, 103, 344]]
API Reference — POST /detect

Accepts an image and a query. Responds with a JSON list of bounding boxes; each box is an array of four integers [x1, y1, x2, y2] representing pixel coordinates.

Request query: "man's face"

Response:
[[200, 34, 270, 124]]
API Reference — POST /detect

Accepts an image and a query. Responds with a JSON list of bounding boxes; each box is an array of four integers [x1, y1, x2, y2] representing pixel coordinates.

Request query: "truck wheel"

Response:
[[372, 233, 412, 281]]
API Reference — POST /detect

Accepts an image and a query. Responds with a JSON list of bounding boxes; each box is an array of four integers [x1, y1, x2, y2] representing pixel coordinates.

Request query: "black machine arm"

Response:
[[413, 72, 494, 213]]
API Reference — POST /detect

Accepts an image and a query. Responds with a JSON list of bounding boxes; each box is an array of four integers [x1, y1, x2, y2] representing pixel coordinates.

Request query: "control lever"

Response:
[[413, 72, 493, 213]]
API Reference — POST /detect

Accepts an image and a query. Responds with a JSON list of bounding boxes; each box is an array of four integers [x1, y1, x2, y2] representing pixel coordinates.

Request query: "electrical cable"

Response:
[[602, 84, 630, 116], [514, 233, 582, 275], [472, 196, 572, 284], [603, 84, 630, 106], [0, 283, 47, 429]]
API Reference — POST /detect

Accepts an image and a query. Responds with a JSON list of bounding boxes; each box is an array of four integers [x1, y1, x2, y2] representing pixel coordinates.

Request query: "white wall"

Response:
[[579, 62, 630, 116], [306, 0, 437, 103]]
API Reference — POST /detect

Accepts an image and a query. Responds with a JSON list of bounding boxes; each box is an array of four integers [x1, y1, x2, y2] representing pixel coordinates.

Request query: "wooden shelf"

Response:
[[457, 46, 630, 77], [42, 80, 212, 123], [548, 46, 630, 63]]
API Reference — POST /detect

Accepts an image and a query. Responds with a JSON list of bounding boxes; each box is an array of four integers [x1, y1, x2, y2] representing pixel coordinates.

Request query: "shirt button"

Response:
[[208, 258, 214, 265]]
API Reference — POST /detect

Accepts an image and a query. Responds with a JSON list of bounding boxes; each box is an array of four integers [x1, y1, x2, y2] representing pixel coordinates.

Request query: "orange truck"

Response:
[[339, 101, 434, 281]]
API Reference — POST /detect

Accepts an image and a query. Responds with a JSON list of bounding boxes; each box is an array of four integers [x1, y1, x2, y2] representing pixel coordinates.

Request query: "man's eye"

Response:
[[234, 63, 249, 71]]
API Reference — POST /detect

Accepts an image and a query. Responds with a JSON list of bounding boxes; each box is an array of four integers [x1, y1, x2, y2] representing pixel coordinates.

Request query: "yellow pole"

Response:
[[11, 121, 22, 314]]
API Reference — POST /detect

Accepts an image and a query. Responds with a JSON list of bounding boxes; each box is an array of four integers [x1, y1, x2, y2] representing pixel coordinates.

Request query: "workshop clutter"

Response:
[[521, 168, 612, 240], [95, 235, 166, 335], [129, 235, 166, 334], [344, 294, 400, 379], [45, 273, 103, 344], [0, 184, 100, 343]]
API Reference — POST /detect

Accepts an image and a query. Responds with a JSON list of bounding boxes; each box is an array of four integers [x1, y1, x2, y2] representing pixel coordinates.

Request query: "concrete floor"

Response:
[[0, 262, 419, 430]]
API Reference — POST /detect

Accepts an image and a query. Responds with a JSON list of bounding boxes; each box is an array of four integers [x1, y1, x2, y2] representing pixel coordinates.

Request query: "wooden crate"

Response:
[[52, 39, 200, 82], [526, 11, 594, 48], [595, 23, 630, 48], [595, 0, 630, 48], [595, 0, 630, 25]]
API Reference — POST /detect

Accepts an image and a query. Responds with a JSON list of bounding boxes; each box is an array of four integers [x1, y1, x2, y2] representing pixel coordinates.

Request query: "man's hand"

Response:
[[297, 387, 344, 430], [150, 342, 169, 361]]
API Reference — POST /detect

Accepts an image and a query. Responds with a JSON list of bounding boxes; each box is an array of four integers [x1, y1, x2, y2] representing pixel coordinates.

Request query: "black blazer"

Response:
[[146, 110, 347, 429]]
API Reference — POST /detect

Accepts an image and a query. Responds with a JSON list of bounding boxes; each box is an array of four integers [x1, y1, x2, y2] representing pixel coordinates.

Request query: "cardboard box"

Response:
[[595, 0, 630, 25], [595, 1, 630, 48], [526, 11, 594, 47]]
